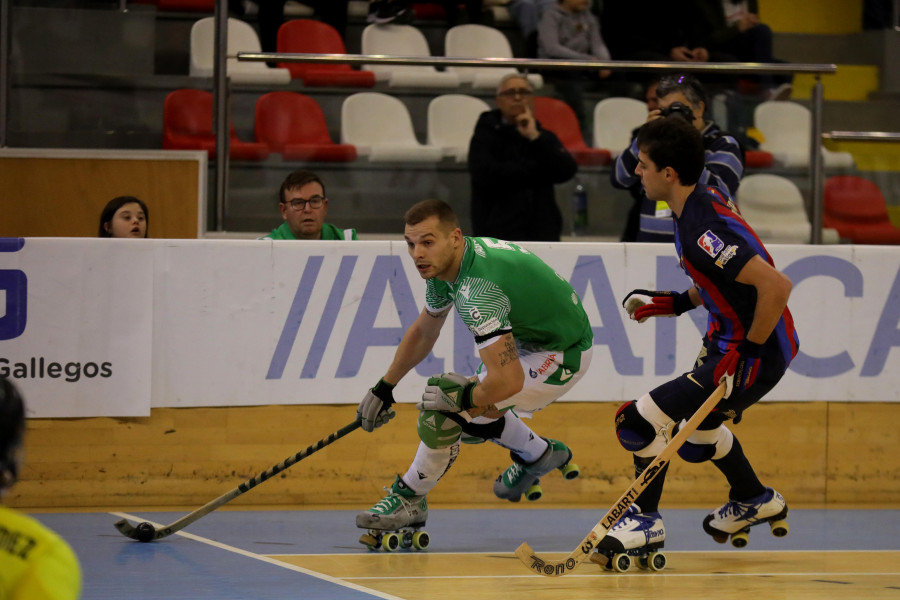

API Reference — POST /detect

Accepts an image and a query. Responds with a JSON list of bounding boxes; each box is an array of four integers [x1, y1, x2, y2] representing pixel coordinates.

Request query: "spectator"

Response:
[[260, 169, 357, 240], [468, 73, 578, 241], [234, 1, 350, 55], [538, 0, 612, 139], [612, 74, 744, 242], [689, 0, 792, 100], [621, 78, 660, 242], [507, 0, 557, 55], [601, 0, 715, 65], [0, 377, 82, 599], [98, 196, 149, 238]]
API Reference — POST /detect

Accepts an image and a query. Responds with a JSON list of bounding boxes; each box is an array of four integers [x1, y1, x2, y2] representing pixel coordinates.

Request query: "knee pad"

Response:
[[417, 410, 462, 449], [458, 414, 506, 442], [676, 423, 734, 463], [615, 399, 657, 452]]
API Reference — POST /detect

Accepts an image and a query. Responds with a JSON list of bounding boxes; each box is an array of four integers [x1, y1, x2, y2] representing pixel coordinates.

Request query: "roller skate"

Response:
[[356, 476, 430, 552], [493, 438, 580, 502], [590, 504, 667, 573], [703, 487, 789, 548]]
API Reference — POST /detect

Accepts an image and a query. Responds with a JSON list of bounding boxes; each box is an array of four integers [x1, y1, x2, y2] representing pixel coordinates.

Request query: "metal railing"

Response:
[[239, 51, 837, 243], [823, 131, 900, 142]]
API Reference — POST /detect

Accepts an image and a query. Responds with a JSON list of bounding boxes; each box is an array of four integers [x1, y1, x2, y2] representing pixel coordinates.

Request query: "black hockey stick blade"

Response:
[[114, 417, 362, 542], [515, 382, 726, 576]]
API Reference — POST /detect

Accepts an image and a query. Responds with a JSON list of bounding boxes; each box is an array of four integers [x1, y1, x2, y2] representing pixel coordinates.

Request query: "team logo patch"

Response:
[[715, 244, 738, 268], [697, 230, 725, 257]]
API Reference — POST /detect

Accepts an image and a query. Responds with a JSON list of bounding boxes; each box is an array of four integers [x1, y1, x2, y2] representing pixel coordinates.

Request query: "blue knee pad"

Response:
[[676, 424, 734, 463], [615, 400, 656, 452]]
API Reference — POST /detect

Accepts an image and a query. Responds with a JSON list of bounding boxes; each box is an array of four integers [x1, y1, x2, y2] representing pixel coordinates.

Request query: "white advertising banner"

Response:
[[153, 240, 900, 408], [5, 238, 900, 417], [0, 238, 153, 417]]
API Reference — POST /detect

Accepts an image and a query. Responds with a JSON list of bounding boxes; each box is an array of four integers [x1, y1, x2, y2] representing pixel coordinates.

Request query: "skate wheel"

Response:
[[412, 530, 430, 550], [648, 551, 667, 571], [770, 519, 789, 537], [525, 483, 543, 502], [381, 532, 401, 552], [612, 553, 631, 573], [400, 531, 414, 549], [730, 531, 749, 548], [711, 532, 728, 544], [359, 532, 379, 551], [560, 462, 580, 480]]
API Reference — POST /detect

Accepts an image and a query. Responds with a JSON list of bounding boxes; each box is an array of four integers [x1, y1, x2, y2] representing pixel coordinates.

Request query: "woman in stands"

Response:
[[98, 196, 149, 238]]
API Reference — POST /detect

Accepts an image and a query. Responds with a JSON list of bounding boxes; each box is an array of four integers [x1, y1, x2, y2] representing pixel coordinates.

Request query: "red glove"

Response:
[[622, 289, 695, 323], [714, 341, 761, 399]]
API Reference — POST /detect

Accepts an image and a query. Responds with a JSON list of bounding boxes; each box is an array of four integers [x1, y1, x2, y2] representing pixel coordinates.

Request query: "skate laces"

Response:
[[506, 461, 526, 484], [610, 505, 642, 531], [372, 487, 421, 516]]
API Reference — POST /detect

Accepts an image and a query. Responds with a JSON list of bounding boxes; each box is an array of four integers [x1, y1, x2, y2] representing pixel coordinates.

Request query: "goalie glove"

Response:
[[713, 340, 761, 400], [357, 378, 397, 432], [622, 289, 695, 323], [417, 372, 476, 413]]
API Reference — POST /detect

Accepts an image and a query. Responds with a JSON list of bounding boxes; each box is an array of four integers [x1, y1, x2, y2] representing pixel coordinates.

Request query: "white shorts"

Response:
[[475, 344, 593, 416]]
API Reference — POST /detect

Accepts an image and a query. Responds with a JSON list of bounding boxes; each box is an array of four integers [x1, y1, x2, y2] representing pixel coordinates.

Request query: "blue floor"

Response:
[[34, 507, 900, 600]]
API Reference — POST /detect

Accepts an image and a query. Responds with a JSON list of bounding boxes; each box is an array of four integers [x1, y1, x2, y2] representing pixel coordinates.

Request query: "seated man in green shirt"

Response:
[[260, 169, 358, 240]]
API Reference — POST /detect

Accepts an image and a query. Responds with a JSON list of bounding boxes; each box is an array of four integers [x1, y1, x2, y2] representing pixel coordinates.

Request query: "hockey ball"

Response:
[[135, 522, 156, 543]]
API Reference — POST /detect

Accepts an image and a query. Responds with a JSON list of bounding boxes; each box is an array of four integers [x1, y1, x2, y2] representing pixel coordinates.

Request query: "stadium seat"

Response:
[[592, 97, 646, 157], [427, 94, 491, 162], [277, 20, 375, 87], [753, 101, 854, 169], [361, 24, 460, 88], [534, 96, 611, 166], [190, 17, 291, 85], [824, 175, 900, 244], [341, 92, 444, 162], [444, 24, 542, 89], [745, 150, 775, 169], [736, 174, 839, 244], [163, 89, 271, 161], [255, 92, 357, 162]]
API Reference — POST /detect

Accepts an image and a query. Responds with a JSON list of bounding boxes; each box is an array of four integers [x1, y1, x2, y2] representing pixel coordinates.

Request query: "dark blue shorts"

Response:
[[648, 343, 790, 431]]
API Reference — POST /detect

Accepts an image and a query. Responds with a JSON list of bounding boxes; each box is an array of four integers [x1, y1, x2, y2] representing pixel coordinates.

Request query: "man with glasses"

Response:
[[468, 73, 577, 242], [260, 169, 358, 240]]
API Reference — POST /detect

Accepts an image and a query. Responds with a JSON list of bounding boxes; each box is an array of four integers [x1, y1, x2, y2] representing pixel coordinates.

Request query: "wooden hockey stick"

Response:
[[515, 382, 726, 576], [114, 418, 361, 542]]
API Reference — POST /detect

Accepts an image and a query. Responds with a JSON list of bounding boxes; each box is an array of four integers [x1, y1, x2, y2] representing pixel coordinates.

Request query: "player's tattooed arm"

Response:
[[498, 335, 519, 367]]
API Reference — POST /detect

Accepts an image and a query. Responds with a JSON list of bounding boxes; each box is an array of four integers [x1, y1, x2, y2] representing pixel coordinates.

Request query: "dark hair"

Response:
[[404, 199, 460, 230], [279, 169, 326, 204], [636, 118, 705, 186], [98, 196, 149, 238], [656, 73, 708, 112], [0, 378, 25, 491]]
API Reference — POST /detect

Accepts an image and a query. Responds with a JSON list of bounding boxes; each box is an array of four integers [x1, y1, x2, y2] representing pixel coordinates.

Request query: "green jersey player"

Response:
[[355, 199, 594, 551]]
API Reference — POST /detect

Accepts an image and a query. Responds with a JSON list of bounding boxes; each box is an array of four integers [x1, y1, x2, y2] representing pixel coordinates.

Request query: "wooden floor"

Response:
[[39, 506, 900, 599]]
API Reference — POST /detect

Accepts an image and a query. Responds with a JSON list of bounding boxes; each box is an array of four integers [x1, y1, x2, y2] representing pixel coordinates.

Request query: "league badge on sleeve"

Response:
[[697, 230, 725, 258]]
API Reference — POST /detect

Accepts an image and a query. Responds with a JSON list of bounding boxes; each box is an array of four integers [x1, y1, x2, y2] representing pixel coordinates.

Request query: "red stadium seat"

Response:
[[255, 92, 357, 162], [824, 176, 900, 244], [745, 150, 774, 169], [277, 19, 375, 87], [162, 89, 270, 161], [533, 96, 611, 166]]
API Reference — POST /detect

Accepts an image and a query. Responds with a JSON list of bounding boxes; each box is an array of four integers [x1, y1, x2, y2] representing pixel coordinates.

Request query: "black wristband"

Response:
[[672, 290, 695, 316], [737, 340, 762, 358], [372, 378, 396, 406], [460, 382, 476, 411]]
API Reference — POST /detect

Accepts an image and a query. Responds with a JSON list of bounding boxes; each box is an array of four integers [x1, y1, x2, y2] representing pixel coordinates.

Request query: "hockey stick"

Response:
[[114, 417, 362, 542], [515, 381, 726, 576]]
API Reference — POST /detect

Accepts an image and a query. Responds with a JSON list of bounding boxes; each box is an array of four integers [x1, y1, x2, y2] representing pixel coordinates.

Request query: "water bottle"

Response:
[[571, 179, 588, 236]]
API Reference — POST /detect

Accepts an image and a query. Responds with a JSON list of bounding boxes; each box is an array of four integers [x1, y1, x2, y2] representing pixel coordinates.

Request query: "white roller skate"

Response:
[[493, 438, 580, 503], [703, 487, 789, 548], [590, 504, 667, 572], [356, 476, 430, 552]]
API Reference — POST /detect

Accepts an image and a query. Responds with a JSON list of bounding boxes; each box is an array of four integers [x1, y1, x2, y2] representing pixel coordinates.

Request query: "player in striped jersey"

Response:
[[605, 116, 798, 558]]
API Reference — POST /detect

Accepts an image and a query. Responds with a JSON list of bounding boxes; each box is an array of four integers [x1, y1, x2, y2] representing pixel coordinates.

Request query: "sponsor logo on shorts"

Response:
[[535, 354, 558, 376], [697, 230, 725, 257], [529, 368, 538, 378]]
